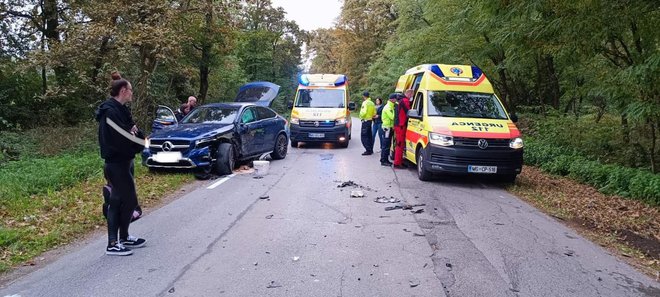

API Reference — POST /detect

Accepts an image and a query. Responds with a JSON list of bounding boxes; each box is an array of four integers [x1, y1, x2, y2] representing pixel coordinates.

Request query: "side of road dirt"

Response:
[[509, 166, 660, 279]]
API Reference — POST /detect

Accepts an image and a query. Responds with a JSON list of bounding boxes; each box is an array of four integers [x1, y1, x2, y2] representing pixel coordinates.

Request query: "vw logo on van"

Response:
[[477, 139, 489, 150], [162, 141, 174, 151], [450, 67, 463, 76]]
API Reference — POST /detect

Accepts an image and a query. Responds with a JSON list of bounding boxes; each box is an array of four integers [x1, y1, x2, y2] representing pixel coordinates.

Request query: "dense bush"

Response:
[[525, 137, 659, 206]]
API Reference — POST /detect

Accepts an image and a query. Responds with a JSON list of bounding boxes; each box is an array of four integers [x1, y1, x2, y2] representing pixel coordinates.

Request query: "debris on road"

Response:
[[409, 279, 420, 287], [411, 209, 424, 214], [254, 262, 258, 266], [336, 180, 376, 192], [234, 165, 254, 174], [293, 256, 300, 261], [266, 281, 282, 288], [259, 195, 269, 200], [413, 233, 425, 237], [374, 196, 399, 203], [350, 190, 365, 198], [253, 176, 263, 179], [384, 203, 426, 211], [265, 215, 274, 219], [403, 228, 411, 233], [168, 287, 175, 293]]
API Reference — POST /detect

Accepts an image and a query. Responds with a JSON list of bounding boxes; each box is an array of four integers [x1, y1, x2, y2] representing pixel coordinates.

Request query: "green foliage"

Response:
[[525, 137, 659, 206]]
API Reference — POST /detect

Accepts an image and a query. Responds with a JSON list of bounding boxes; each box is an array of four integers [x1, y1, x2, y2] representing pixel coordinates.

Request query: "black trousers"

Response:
[[361, 120, 373, 153], [380, 128, 392, 163], [104, 160, 138, 244]]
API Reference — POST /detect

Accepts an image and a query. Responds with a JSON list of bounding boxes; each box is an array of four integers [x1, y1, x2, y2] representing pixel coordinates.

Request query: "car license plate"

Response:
[[309, 133, 325, 138], [154, 152, 182, 163], [468, 165, 497, 174]]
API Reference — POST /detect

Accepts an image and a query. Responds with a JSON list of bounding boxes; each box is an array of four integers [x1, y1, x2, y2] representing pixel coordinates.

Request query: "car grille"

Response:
[[430, 154, 521, 166], [453, 137, 510, 149], [149, 139, 192, 152], [299, 120, 336, 127]]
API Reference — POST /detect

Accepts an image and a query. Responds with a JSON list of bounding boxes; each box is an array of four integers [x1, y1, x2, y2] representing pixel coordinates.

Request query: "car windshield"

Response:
[[427, 91, 508, 119], [181, 106, 238, 124], [295, 89, 345, 108]]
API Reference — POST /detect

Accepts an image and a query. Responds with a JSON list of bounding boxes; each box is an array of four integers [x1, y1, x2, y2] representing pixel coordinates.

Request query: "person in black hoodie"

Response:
[[95, 71, 147, 256]]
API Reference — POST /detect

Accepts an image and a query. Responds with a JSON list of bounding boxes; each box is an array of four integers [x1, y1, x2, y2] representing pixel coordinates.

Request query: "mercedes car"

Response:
[[142, 82, 289, 176]]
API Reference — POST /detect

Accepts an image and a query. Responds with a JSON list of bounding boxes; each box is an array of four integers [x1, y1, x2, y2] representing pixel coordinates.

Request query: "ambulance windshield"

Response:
[[427, 91, 508, 120], [295, 89, 345, 108]]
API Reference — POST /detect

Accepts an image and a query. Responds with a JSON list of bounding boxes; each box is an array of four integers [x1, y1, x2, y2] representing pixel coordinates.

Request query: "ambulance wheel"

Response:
[[215, 143, 235, 176], [291, 140, 299, 148], [416, 147, 432, 181]]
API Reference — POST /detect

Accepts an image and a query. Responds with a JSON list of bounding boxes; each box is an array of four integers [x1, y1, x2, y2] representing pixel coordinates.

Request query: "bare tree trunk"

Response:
[[198, 0, 213, 103], [650, 121, 657, 173]]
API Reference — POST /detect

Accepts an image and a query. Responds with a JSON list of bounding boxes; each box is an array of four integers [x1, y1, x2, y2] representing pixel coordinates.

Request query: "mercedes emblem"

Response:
[[162, 141, 174, 152], [314, 121, 320, 127]]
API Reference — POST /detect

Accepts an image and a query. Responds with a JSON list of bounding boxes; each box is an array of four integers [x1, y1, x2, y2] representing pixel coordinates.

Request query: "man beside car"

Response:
[[176, 96, 197, 121], [359, 91, 376, 155]]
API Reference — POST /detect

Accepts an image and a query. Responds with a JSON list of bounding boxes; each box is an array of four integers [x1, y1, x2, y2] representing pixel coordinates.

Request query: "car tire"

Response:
[[215, 143, 235, 175], [338, 140, 349, 148], [290, 140, 299, 148], [416, 147, 432, 181], [271, 133, 288, 160]]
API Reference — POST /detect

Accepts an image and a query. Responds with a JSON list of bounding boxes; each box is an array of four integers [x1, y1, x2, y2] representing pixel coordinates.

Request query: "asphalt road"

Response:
[[1, 119, 658, 297]]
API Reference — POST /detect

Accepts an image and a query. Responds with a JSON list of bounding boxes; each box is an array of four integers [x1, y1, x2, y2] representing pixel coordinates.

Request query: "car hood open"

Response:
[[149, 123, 234, 140]]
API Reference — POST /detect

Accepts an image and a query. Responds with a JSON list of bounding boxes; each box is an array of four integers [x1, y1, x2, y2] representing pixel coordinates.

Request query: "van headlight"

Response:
[[510, 138, 524, 149], [290, 117, 299, 125], [429, 133, 454, 146], [336, 117, 347, 125]]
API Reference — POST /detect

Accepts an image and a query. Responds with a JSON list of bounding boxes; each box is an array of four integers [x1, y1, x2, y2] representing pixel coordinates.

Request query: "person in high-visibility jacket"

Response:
[[393, 89, 412, 168], [380, 94, 397, 166], [359, 91, 376, 155]]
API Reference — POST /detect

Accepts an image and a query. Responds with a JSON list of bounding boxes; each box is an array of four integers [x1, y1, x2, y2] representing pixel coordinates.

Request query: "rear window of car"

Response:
[[257, 107, 276, 120]]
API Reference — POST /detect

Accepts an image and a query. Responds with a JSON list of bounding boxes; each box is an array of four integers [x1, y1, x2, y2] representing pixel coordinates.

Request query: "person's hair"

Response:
[[375, 98, 383, 105], [110, 71, 130, 97]]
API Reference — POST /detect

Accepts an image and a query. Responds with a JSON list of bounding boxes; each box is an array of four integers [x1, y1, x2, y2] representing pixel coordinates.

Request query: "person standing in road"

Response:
[[95, 71, 147, 256], [393, 89, 412, 168], [359, 91, 376, 155], [380, 94, 396, 166], [372, 97, 384, 150]]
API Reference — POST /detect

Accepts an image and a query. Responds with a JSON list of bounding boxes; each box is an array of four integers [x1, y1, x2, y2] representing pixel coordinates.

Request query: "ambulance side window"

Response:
[[411, 74, 423, 94]]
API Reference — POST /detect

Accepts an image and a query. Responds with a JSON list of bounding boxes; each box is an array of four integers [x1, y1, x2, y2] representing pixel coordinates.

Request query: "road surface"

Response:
[[1, 119, 658, 297]]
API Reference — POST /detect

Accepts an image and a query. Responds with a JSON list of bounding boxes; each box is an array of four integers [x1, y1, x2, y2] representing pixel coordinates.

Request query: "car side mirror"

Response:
[[408, 109, 420, 119], [510, 113, 518, 123], [287, 101, 294, 109], [348, 102, 356, 111]]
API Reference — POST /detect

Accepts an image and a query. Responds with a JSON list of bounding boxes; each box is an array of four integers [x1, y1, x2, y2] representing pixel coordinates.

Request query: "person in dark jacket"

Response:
[[372, 98, 384, 153], [95, 71, 147, 256]]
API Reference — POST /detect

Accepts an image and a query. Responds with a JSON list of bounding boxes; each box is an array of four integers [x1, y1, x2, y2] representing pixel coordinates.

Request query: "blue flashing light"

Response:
[[299, 74, 310, 86], [334, 75, 347, 86], [430, 65, 445, 78], [471, 66, 483, 79]]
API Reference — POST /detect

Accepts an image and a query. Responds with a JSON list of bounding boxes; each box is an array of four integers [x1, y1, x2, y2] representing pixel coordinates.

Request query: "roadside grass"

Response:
[[0, 122, 194, 273], [509, 166, 660, 276]]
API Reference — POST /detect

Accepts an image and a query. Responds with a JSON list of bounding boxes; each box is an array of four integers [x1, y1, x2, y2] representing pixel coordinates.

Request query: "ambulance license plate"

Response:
[[468, 165, 497, 174], [309, 133, 325, 138], [154, 152, 182, 163]]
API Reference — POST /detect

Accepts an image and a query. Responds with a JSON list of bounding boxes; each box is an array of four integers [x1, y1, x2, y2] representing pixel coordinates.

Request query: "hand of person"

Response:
[[130, 125, 138, 135]]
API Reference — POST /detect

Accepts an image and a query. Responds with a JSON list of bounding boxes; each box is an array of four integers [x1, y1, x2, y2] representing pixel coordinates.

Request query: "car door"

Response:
[[406, 92, 425, 161], [238, 106, 260, 156], [256, 106, 279, 152], [152, 105, 177, 131]]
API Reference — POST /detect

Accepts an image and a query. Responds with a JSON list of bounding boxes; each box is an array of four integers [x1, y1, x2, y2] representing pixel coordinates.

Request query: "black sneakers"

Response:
[[106, 242, 132, 256], [121, 235, 146, 248], [361, 151, 373, 156]]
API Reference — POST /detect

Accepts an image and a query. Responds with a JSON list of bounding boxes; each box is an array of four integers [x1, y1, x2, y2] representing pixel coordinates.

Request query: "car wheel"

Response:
[[290, 140, 299, 148], [215, 143, 235, 175], [271, 133, 288, 160], [338, 140, 349, 148], [416, 147, 432, 181]]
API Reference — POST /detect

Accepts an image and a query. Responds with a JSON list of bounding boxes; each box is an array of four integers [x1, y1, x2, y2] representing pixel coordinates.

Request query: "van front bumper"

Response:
[[422, 144, 523, 175], [289, 124, 350, 142]]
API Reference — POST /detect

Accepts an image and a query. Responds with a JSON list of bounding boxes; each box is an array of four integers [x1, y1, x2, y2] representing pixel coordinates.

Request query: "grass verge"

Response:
[[509, 166, 659, 277]]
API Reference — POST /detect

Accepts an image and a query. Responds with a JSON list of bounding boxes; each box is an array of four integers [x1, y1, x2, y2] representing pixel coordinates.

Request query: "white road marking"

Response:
[[207, 174, 235, 189]]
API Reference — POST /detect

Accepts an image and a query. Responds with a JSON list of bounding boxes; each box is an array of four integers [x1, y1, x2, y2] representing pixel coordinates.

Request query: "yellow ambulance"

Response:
[[395, 64, 523, 182], [288, 74, 356, 148]]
